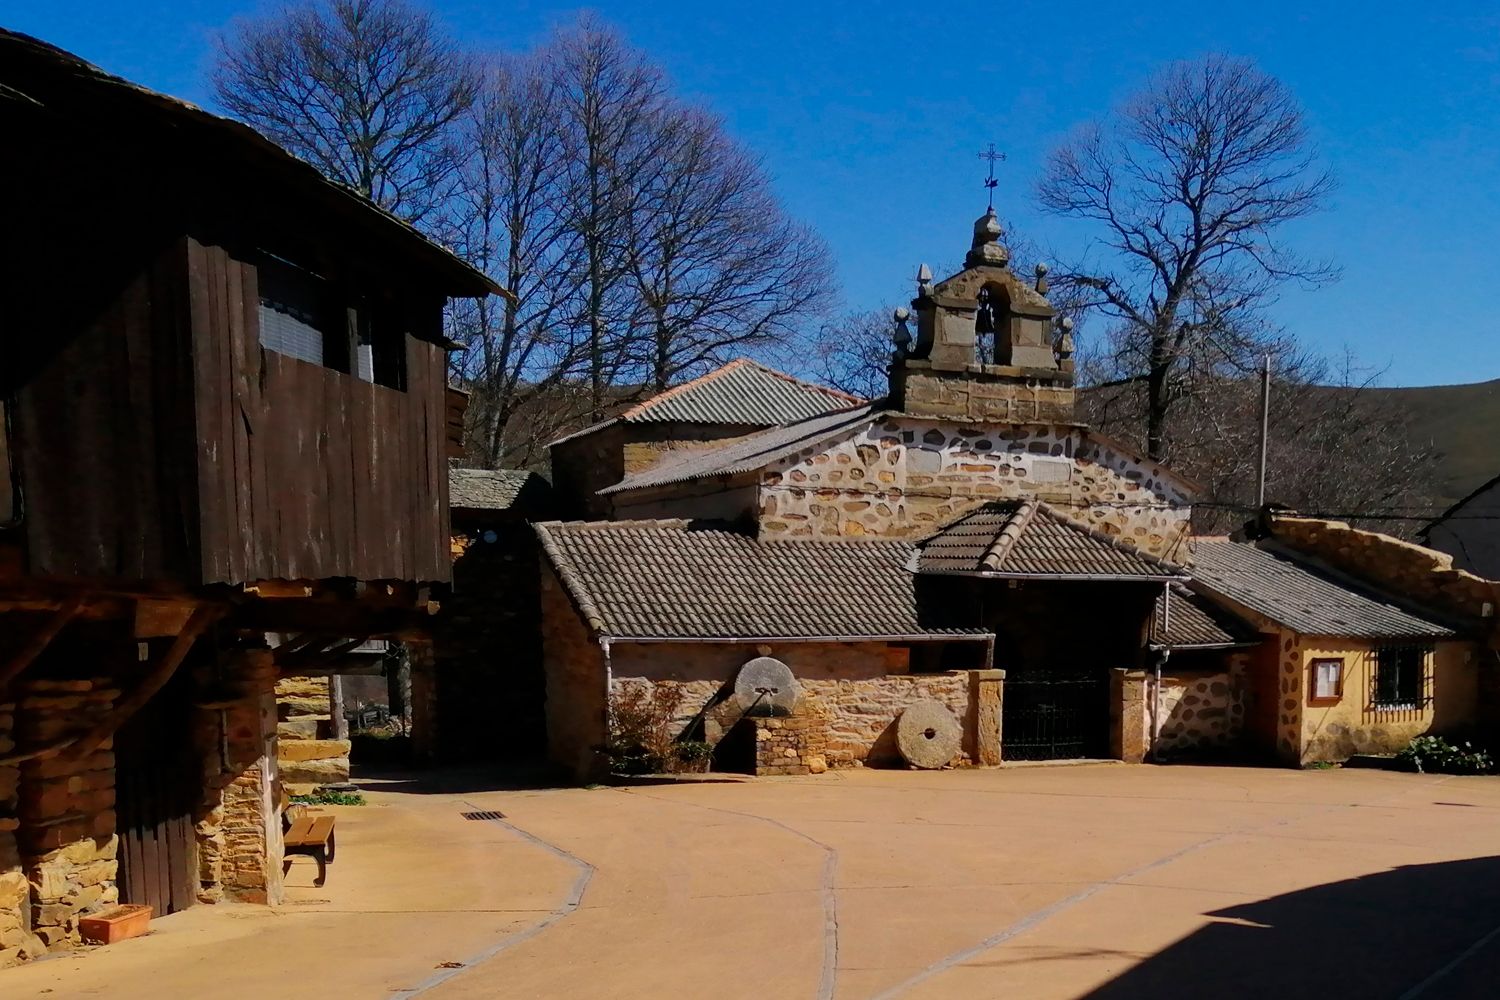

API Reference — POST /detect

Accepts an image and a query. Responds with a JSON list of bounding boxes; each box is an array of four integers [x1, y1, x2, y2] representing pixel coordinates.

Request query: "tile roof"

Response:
[[534, 519, 989, 640], [449, 468, 546, 511], [1190, 540, 1456, 639], [619, 359, 862, 425], [550, 360, 863, 447], [913, 501, 1188, 580], [599, 403, 883, 494], [1150, 584, 1260, 649]]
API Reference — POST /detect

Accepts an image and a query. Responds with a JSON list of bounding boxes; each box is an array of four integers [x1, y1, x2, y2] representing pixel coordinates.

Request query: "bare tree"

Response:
[[1039, 54, 1335, 461], [552, 20, 674, 420], [803, 306, 896, 400], [443, 54, 583, 469], [1082, 349, 1437, 536], [624, 108, 834, 391], [213, 0, 476, 223]]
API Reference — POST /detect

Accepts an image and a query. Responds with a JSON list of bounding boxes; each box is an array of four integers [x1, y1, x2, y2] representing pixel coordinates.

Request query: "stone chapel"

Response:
[[532, 205, 1225, 777]]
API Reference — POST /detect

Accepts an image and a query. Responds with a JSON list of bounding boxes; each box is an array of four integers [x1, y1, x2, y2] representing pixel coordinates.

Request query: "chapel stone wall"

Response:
[[758, 416, 1192, 559]]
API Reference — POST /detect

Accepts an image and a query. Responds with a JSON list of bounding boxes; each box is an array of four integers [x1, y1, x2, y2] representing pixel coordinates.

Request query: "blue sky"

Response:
[[6, 0, 1500, 387]]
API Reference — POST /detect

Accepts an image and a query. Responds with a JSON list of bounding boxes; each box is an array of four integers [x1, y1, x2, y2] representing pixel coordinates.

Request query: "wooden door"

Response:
[[115, 667, 198, 915]]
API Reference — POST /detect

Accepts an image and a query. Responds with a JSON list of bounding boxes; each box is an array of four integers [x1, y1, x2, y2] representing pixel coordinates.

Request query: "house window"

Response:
[[1308, 658, 1343, 705], [257, 255, 407, 390], [1371, 645, 1432, 709], [257, 255, 345, 369]]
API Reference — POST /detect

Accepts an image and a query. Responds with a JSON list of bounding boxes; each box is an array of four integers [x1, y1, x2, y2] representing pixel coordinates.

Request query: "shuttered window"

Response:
[[258, 255, 333, 366]]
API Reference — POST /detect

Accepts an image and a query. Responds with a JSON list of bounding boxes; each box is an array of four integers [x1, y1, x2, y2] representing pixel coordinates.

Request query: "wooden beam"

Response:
[[133, 598, 200, 639], [54, 605, 220, 764], [0, 598, 81, 692]]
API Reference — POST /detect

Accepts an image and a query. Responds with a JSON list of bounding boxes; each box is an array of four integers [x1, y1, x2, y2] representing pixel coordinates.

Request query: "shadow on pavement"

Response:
[[1079, 855, 1500, 999], [351, 760, 574, 794]]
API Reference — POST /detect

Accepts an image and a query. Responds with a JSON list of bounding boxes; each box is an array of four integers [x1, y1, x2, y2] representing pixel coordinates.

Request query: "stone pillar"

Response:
[[969, 669, 1005, 766], [1110, 668, 1149, 763], [195, 650, 283, 905], [753, 716, 827, 775], [408, 639, 439, 764], [1, 697, 45, 967], [16, 679, 119, 951], [275, 676, 350, 792]]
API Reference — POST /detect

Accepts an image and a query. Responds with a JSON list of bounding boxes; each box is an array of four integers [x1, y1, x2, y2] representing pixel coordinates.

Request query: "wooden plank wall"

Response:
[[13, 238, 201, 580], [188, 239, 450, 585]]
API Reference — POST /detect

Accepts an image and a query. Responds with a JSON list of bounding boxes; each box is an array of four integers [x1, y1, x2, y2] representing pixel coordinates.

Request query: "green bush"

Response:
[[1396, 736, 1493, 775], [290, 790, 366, 806]]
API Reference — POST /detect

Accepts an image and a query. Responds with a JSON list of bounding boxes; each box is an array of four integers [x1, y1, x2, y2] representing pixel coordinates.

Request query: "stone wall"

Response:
[[607, 641, 989, 769], [1270, 515, 1499, 626], [196, 650, 283, 905], [0, 697, 45, 968], [757, 416, 1193, 560], [541, 565, 608, 778], [753, 717, 827, 775], [1150, 659, 1248, 758], [894, 366, 1075, 424], [15, 678, 119, 951], [1297, 639, 1475, 765], [274, 676, 350, 791]]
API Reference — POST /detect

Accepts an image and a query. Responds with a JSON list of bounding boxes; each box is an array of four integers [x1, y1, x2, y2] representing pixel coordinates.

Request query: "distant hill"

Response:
[[1327, 379, 1500, 508]]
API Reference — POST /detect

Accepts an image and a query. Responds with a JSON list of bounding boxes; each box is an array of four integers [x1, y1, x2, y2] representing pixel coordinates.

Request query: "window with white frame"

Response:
[[1309, 658, 1343, 705]]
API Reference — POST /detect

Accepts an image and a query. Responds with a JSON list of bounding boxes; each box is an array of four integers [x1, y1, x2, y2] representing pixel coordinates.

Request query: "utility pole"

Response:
[[1256, 354, 1271, 508]]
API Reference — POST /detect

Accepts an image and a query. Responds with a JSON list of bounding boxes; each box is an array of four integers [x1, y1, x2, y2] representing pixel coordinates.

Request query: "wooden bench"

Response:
[[283, 813, 337, 887]]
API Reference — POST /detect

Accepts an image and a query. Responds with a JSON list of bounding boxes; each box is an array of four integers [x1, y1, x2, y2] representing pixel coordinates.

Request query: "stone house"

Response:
[[1186, 514, 1497, 766], [0, 32, 498, 966], [550, 358, 863, 519], [536, 208, 1207, 778]]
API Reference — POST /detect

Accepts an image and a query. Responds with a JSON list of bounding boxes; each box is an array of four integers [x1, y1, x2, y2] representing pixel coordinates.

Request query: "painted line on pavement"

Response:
[[392, 803, 595, 998], [621, 788, 841, 1000]]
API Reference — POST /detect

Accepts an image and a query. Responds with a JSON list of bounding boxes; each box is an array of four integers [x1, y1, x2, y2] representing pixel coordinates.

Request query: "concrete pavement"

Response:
[[7, 764, 1500, 999]]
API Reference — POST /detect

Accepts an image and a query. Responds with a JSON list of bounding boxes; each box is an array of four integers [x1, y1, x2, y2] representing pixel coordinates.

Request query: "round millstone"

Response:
[[733, 657, 800, 717], [896, 700, 962, 769]]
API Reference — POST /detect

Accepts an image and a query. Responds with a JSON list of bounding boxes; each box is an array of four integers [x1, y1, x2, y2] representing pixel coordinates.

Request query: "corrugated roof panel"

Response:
[[1190, 540, 1455, 639], [600, 404, 882, 494], [621, 359, 861, 426]]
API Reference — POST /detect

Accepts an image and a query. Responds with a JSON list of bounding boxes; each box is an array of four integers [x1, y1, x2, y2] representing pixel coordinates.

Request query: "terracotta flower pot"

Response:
[[79, 904, 152, 945]]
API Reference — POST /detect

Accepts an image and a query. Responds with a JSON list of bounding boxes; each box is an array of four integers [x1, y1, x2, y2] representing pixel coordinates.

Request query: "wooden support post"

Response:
[[0, 597, 81, 692], [329, 674, 348, 740], [56, 605, 219, 763]]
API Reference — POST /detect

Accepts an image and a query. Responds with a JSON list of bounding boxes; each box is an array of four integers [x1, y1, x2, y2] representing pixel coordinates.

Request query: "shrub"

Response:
[[1396, 735, 1493, 775], [291, 790, 366, 806], [603, 683, 688, 774]]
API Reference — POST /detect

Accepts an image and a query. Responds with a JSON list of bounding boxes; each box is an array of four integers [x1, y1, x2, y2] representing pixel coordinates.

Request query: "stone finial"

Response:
[[1034, 262, 1049, 294], [965, 208, 1009, 268], [1055, 315, 1075, 362], [916, 263, 933, 298], [892, 307, 912, 357]]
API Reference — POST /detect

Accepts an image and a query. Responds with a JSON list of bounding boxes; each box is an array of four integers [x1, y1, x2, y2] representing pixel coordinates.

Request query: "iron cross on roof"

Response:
[[978, 143, 1006, 210]]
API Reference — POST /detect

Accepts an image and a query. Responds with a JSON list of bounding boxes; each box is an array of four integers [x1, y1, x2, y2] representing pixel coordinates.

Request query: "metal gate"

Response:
[[115, 670, 198, 916], [1001, 667, 1108, 761]]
